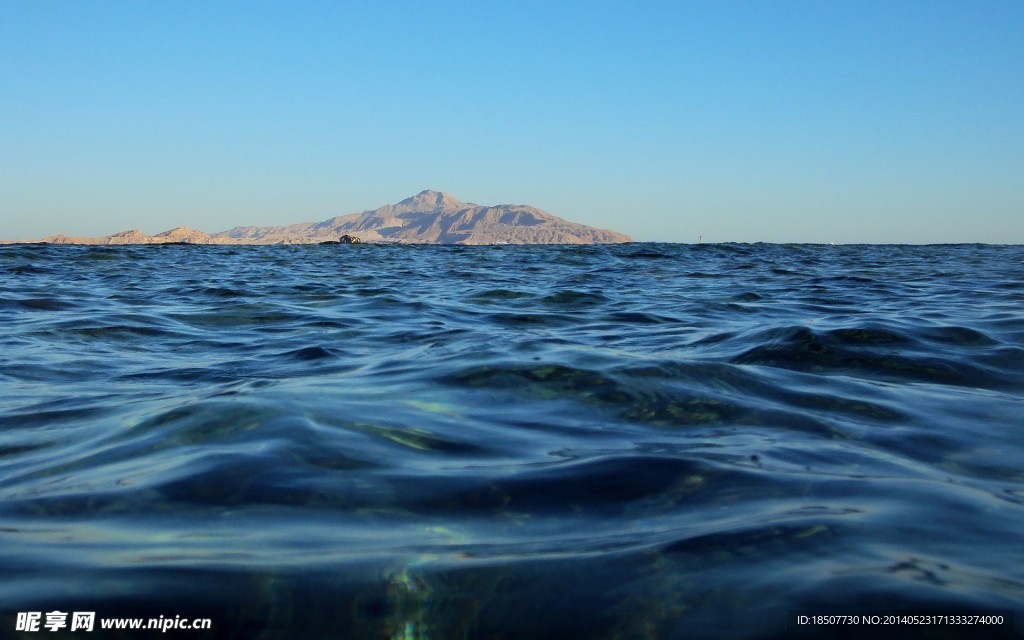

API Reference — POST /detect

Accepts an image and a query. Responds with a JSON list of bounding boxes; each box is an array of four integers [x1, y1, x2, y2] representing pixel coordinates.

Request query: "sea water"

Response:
[[1, 243, 1022, 638]]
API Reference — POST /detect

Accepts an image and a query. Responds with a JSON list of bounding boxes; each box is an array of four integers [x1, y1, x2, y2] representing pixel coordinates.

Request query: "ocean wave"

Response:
[[1, 243, 1022, 637]]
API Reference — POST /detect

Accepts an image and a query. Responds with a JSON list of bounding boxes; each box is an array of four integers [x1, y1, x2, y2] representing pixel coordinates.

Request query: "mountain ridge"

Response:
[[30, 190, 632, 245]]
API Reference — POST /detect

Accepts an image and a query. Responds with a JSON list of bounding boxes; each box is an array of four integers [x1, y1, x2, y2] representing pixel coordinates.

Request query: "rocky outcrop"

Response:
[[319, 234, 363, 245]]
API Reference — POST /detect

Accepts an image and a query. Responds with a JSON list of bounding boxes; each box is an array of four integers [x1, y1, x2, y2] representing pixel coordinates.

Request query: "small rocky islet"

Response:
[[319, 234, 363, 245]]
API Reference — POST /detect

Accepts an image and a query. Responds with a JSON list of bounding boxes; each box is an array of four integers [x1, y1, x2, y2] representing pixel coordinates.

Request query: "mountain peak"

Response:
[[398, 189, 466, 212]]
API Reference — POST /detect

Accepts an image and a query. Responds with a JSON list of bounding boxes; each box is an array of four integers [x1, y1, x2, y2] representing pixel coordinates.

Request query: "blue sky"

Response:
[[2, 1, 1022, 243]]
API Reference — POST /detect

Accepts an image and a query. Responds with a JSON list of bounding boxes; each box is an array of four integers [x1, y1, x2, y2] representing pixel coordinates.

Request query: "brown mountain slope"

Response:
[[30, 191, 632, 245], [42, 227, 222, 245], [215, 190, 632, 244]]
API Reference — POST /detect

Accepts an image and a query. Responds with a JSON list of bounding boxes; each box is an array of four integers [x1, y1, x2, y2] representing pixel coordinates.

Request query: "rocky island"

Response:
[[30, 190, 632, 245]]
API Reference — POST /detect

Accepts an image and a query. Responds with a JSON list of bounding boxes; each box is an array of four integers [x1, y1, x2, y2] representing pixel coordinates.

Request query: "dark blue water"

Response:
[[1, 243, 1022, 639]]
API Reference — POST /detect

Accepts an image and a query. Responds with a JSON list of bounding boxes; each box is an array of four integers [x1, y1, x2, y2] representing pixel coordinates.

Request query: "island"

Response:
[[27, 190, 632, 245]]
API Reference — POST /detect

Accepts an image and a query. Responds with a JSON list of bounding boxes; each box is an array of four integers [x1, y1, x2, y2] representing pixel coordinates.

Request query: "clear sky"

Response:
[[2, 1, 1022, 243]]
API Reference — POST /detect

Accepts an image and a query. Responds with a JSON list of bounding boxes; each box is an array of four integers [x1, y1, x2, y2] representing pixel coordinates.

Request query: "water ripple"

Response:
[[1, 243, 1022, 637]]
